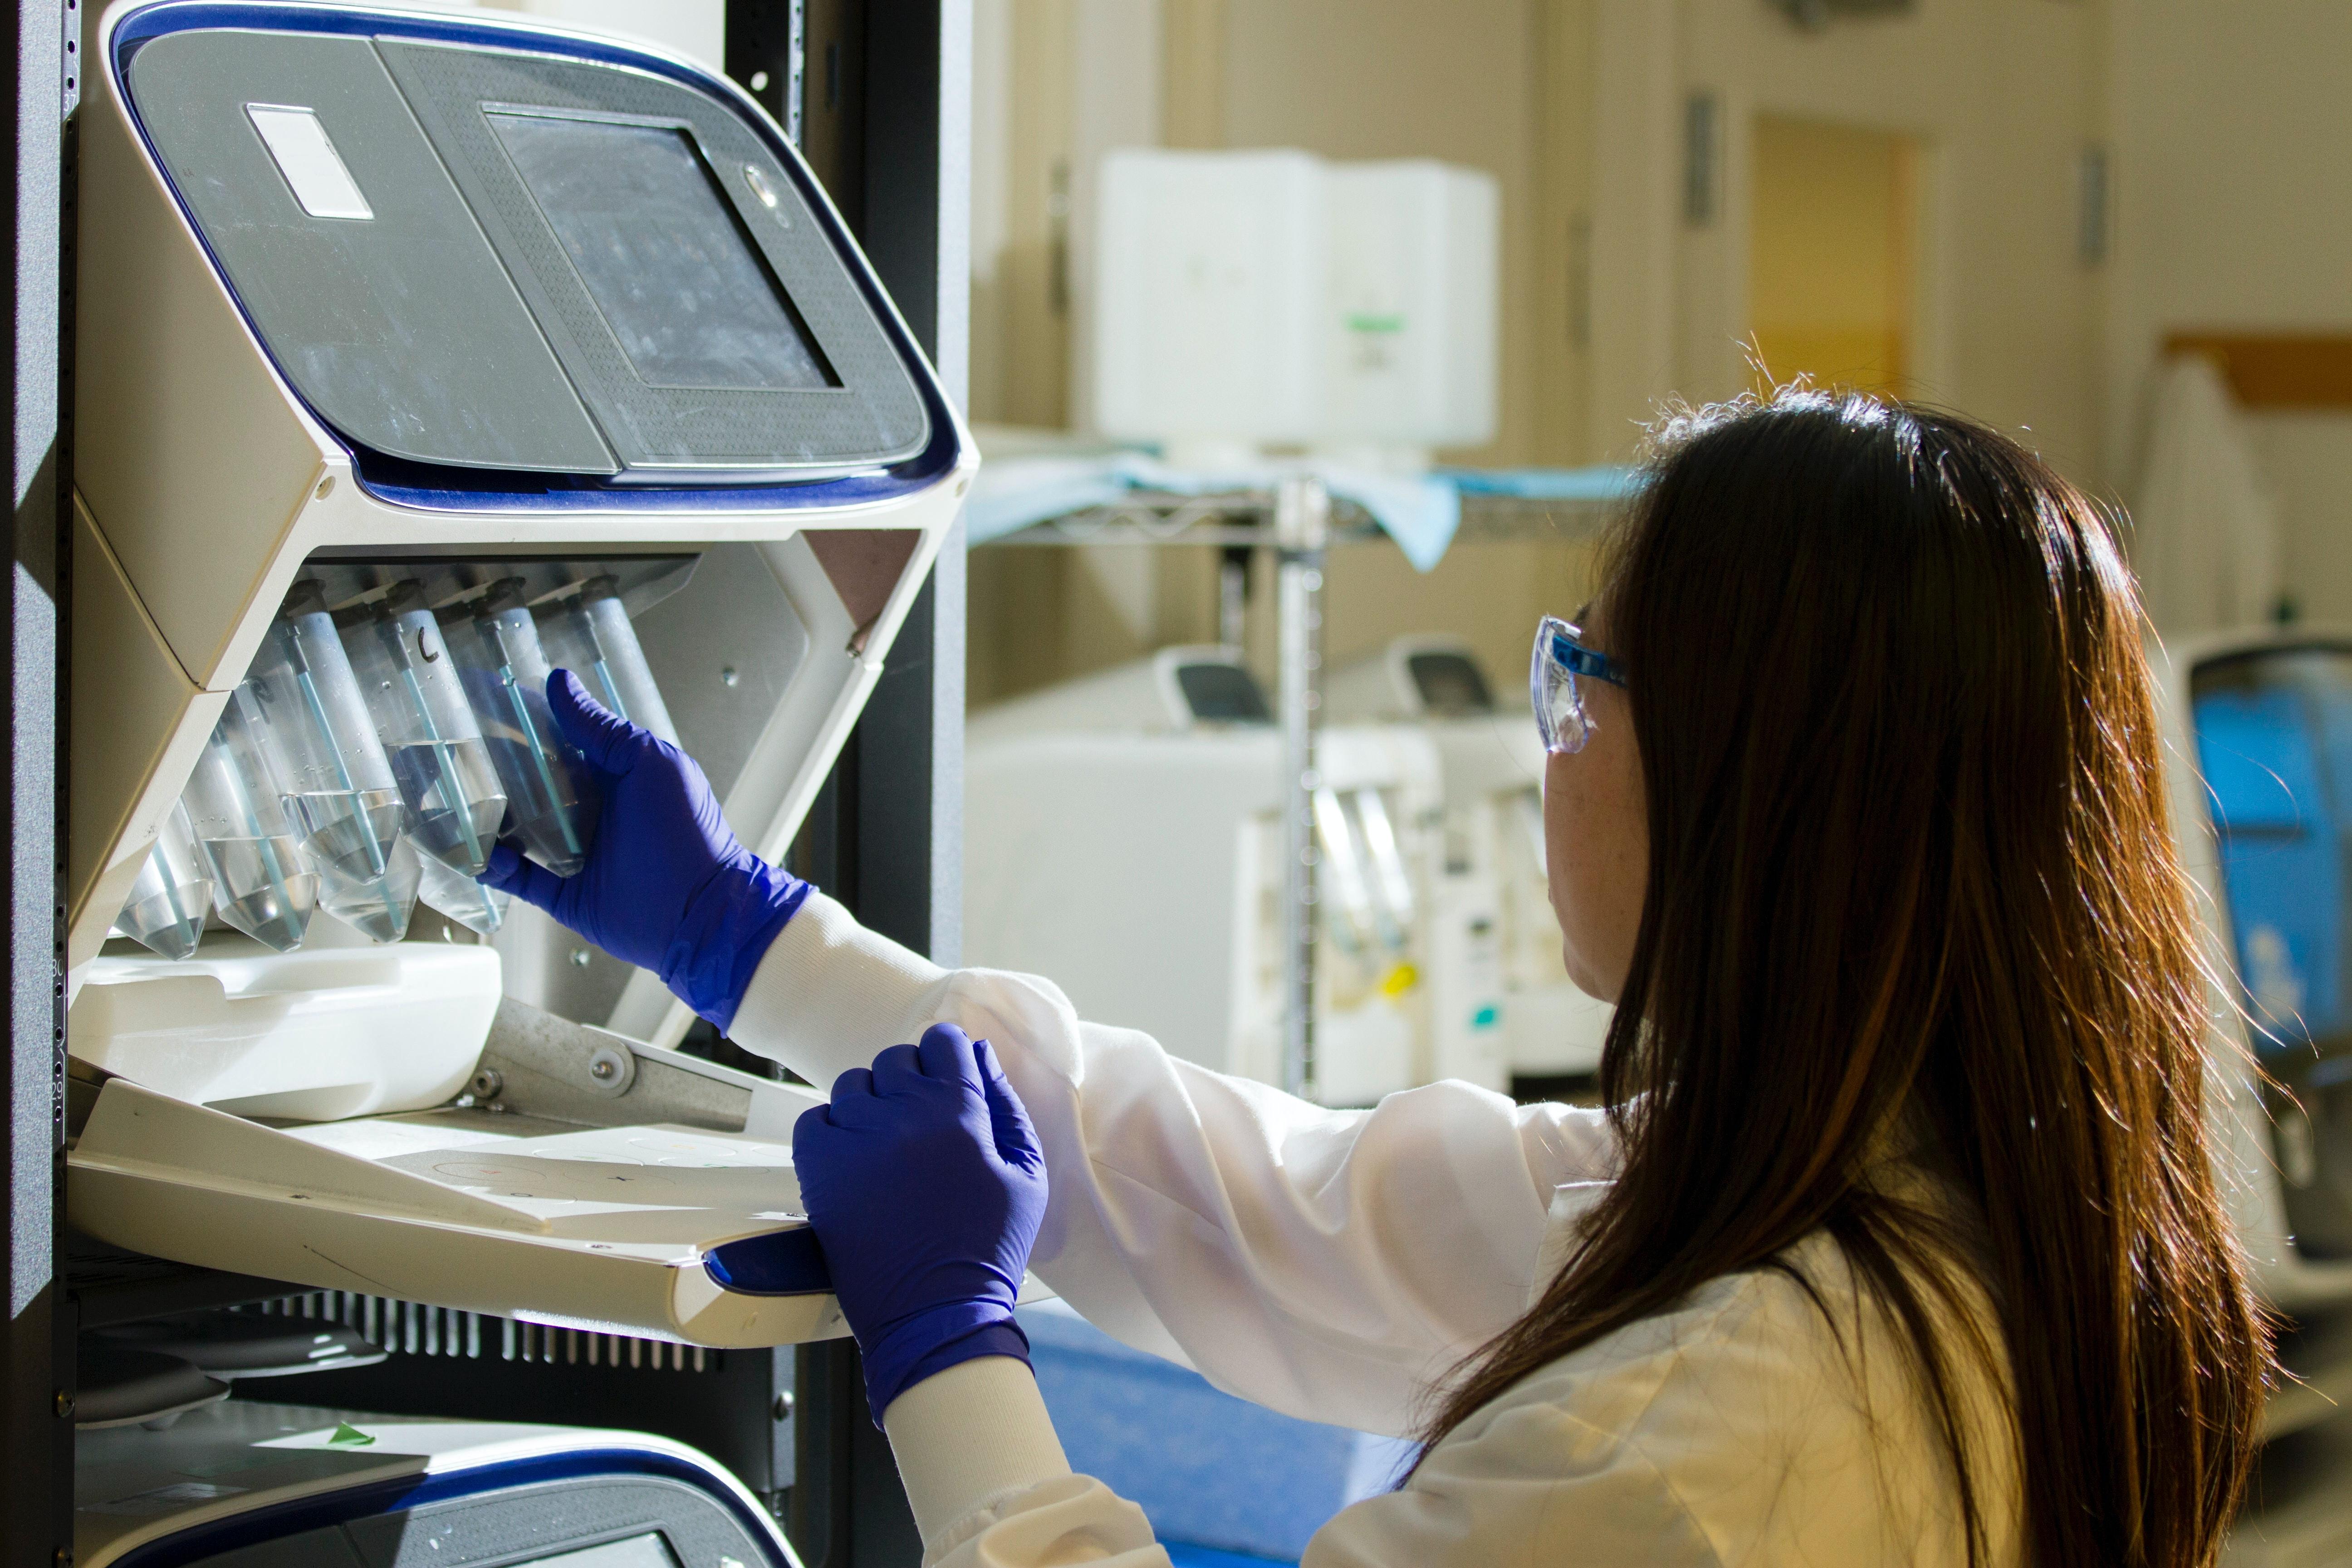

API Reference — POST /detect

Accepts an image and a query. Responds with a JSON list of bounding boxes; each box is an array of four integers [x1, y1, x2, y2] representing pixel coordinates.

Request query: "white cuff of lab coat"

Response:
[[733, 892, 957, 1087], [882, 1354, 1074, 1548]]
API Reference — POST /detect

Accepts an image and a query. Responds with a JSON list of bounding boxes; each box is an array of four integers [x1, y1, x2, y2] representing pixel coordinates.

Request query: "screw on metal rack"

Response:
[[773, 1391, 795, 1421], [584, 1044, 636, 1096], [470, 1067, 503, 1100]]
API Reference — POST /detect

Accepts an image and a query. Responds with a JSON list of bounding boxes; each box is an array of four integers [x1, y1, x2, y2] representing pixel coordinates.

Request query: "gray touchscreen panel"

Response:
[[490, 112, 836, 392]]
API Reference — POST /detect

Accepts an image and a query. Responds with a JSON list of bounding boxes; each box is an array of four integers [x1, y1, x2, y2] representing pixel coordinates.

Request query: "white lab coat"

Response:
[[732, 894, 2021, 1567]]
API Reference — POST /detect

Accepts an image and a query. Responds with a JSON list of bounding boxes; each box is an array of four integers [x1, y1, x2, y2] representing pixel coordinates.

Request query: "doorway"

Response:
[[1747, 115, 1921, 397]]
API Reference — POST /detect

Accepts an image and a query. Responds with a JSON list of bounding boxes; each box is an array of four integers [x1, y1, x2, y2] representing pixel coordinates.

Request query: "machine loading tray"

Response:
[[68, 995, 860, 1347]]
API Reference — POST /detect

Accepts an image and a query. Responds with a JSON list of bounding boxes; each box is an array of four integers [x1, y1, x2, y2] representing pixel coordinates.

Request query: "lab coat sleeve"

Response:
[[879, 1344, 1717, 1568], [730, 893, 1620, 1436], [882, 1357, 1169, 1568]]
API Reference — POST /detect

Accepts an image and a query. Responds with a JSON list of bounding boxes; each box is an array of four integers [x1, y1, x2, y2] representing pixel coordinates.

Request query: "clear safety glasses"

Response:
[[1531, 614, 1627, 755]]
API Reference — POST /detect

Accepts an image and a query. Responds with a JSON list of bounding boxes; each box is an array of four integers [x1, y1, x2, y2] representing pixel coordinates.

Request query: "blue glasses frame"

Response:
[[1532, 615, 1627, 754]]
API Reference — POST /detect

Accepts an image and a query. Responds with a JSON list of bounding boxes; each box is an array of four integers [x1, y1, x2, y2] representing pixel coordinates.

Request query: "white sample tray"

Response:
[[67, 1004, 858, 1346]]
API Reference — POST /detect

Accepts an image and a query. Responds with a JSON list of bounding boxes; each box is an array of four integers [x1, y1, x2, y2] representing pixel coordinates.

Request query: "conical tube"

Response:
[[318, 834, 421, 943], [181, 687, 318, 951], [416, 850, 508, 936], [112, 799, 214, 960], [247, 581, 412, 939], [452, 578, 598, 877], [535, 575, 680, 746], [338, 583, 509, 875]]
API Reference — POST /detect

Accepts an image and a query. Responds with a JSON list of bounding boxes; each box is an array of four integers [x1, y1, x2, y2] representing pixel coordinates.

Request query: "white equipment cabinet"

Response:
[[63, 0, 977, 1347], [1089, 149, 1498, 467], [964, 647, 1448, 1106], [1324, 636, 1612, 1090]]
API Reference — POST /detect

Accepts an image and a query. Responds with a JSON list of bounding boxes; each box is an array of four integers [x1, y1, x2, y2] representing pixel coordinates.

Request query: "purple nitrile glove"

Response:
[[793, 1023, 1049, 1423], [480, 669, 809, 1032]]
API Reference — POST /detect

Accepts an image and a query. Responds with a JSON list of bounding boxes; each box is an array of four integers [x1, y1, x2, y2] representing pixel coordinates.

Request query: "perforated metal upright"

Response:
[[5, 0, 74, 1561]]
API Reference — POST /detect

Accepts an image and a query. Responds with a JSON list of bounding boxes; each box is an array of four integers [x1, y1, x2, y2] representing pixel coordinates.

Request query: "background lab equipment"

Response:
[[1324, 636, 1613, 1096], [963, 646, 1459, 1105], [74, 1400, 795, 1568], [40, 0, 973, 1544], [2159, 630, 2352, 1564], [1089, 149, 1499, 472]]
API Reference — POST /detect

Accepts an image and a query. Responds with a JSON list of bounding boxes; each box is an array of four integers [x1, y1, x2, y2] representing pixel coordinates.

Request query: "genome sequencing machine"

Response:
[[962, 646, 1502, 1105], [1323, 635, 1612, 1098], [56, 0, 972, 1558]]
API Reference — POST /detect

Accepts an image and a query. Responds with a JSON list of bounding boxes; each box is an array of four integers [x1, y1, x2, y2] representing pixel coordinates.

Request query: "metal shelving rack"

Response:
[[979, 477, 1616, 1099]]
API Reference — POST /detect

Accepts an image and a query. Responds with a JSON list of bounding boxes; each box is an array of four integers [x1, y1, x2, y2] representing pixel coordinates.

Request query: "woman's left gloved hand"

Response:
[[793, 1024, 1049, 1423]]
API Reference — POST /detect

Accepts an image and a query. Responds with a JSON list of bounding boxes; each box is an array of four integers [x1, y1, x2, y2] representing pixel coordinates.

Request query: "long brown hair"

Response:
[[1428, 392, 2268, 1565]]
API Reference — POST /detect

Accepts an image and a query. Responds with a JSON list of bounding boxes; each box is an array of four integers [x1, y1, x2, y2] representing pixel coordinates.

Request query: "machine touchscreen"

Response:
[[490, 112, 837, 393], [2193, 642, 2352, 1259], [2194, 645, 2352, 1053]]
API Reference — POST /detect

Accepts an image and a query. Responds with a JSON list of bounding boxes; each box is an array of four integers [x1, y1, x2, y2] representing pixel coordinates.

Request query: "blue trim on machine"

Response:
[[702, 1225, 833, 1296], [107, 1, 965, 515], [104, 1447, 794, 1568]]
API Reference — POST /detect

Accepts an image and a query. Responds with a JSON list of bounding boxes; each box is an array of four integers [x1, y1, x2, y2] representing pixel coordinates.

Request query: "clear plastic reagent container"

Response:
[[338, 582, 509, 877], [453, 578, 598, 878], [249, 581, 415, 942], [112, 799, 214, 960], [416, 848, 508, 936], [535, 575, 681, 746], [180, 687, 319, 952]]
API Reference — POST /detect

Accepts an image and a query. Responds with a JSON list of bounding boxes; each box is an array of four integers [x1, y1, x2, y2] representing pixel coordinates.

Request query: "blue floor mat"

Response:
[[1020, 1302, 1411, 1562], [1165, 1545, 1295, 1568]]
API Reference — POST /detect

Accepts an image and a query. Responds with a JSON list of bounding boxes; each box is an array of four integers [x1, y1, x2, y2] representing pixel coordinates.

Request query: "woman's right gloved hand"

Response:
[[480, 669, 809, 1033]]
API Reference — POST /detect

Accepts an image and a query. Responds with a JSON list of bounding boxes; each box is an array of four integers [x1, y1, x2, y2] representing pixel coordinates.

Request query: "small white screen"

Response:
[[520, 1530, 682, 1568], [245, 104, 374, 220]]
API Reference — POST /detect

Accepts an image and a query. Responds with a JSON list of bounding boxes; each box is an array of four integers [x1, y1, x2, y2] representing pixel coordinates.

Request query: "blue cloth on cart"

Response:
[[1017, 1300, 1414, 1563], [965, 454, 1639, 573]]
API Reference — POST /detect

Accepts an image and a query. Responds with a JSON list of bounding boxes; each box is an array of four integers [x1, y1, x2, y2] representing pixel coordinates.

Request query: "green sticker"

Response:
[[326, 1422, 376, 1448]]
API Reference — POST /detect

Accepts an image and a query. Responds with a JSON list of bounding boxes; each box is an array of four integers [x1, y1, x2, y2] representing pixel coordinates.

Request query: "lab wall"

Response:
[[969, 0, 1581, 467], [1600, 0, 2109, 477], [2107, 0, 2352, 621], [967, 0, 2352, 700], [966, 0, 1600, 707]]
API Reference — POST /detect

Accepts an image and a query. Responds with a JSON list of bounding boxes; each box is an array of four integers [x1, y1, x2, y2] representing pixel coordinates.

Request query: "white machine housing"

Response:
[[1323, 635, 1612, 1086], [1089, 149, 1328, 461], [1089, 149, 1499, 466], [1323, 162, 1499, 464], [2155, 627, 2352, 1312], [65, 0, 976, 1345], [964, 647, 1464, 1104], [75, 1399, 799, 1568]]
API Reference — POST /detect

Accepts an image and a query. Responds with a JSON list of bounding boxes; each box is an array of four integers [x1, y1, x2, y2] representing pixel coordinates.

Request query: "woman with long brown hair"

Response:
[[492, 388, 2270, 1565]]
